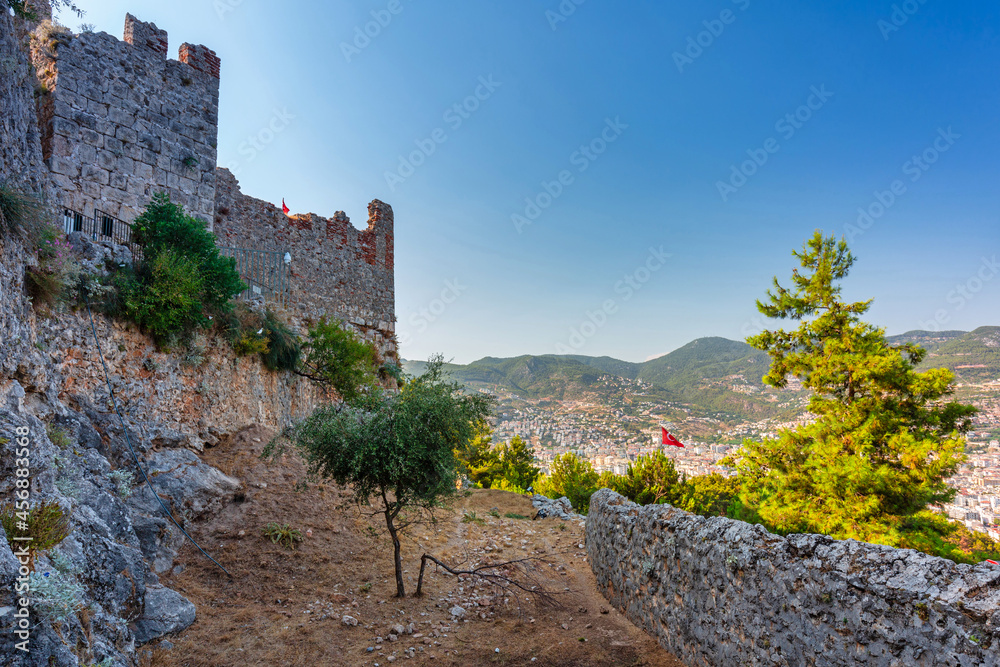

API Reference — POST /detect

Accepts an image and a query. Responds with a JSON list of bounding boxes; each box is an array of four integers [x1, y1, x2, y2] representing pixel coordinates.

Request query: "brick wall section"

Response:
[[33, 14, 220, 224], [587, 489, 1000, 667], [212, 168, 397, 359]]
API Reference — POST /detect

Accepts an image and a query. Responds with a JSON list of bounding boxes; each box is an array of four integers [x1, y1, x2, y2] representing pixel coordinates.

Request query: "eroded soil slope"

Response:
[[146, 426, 683, 667]]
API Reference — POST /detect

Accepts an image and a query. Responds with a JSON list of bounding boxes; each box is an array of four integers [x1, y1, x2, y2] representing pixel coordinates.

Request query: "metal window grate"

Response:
[[59, 205, 289, 307], [217, 246, 290, 307]]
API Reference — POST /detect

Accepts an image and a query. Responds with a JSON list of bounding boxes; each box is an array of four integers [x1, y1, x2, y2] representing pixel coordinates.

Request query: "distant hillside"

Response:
[[887, 330, 967, 353], [917, 326, 1000, 383], [404, 355, 606, 401], [403, 328, 1000, 420]]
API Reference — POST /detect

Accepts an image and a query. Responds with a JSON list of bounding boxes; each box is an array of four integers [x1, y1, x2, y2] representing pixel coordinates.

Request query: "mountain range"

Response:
[[403, 327, 1000, 420]]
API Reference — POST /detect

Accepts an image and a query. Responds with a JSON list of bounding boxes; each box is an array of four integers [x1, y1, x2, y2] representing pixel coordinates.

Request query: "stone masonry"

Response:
[[32, 14, 220, 224], [25, 13, 398, 358], [587, 489, 1000, 667], [213, 168, 397, 359]]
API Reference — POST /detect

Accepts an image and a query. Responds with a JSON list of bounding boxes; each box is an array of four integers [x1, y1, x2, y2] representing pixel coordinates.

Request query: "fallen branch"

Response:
[[415, 552, 563, 610]]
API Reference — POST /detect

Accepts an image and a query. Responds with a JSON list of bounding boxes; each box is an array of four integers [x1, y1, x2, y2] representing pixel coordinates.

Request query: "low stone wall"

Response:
[[586, 489, 1000, 667]]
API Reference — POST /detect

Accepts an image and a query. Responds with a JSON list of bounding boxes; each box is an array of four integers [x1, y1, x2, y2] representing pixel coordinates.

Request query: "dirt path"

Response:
[[145, 427, 684, 667]]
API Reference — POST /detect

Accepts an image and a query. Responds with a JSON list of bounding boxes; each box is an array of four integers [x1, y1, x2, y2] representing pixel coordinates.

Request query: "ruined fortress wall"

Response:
[[213, 168, 397, 358], [586, 489, 1000, 667], [33, 14, 220, 224]]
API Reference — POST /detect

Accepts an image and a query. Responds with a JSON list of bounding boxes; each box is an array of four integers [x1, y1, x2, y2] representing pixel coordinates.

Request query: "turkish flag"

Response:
[[662, 427, 684, 448], [282, 199, 290, 215]]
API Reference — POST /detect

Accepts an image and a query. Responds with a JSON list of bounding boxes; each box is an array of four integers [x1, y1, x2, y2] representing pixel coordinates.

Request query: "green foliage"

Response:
[[461, 511, 485, 526], [26, 225, 81, 308], [4, 0, 83, 20], [221, 305, 301, 371], [120, 249, 205, 345], [46, 423, 72, 449], [269, 355, 495, 596], [380, 361, 406, 385], [675, 473, 741, 517], [130, 193, 245, 313], [112, 194, 244, 344], [503, 512, 529, 520], [297, 317, 380, 403], [457, 429, 541, 492], [618, 451, 683, 506], [494, 478, 529, 494], [1, 501, 71, 569], [536, 452, 599, 513], [724, 232, 977, 548], [262, 522, 303, 549], [0, 181, 47, 243], [261, 310, 301, 372]]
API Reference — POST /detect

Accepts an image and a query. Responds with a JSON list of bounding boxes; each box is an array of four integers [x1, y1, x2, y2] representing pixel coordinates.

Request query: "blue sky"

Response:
[[72, 1, 999, 363]]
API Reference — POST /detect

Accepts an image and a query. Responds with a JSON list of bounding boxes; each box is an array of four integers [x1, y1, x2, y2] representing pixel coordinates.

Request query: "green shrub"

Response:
[[121, 249, 205, 346], [297, 317, 380, 403], [535, 452, 599, 513], [461, 511, 486, 526], [25, 226, 81, 308], [46, 423, 72, 449], [1, 501, 71, 570], [504, 512, 529, 520], [261, 310, 301, 372], [130, 193, 244, 313], [262, 522, 303, 549], [0, 181, 47, 242]]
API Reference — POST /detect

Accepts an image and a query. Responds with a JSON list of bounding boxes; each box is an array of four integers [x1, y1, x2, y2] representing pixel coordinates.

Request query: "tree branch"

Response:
[[415, 552, 563, 611]]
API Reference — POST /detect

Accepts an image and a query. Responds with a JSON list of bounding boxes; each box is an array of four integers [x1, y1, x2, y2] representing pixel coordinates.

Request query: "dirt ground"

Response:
[[142, 426, 684, 667]]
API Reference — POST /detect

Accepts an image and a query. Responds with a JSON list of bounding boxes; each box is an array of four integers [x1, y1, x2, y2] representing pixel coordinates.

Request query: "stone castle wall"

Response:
[[27, 13, 397, 357], [587, 489, 1000, 667], [213, 168, 397, 359], [33, 14, 220, 224]]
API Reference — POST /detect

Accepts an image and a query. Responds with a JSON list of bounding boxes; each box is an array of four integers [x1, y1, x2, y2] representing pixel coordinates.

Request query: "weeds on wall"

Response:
[[0, 181, 48, 244], [25, 226, 81, 308], [0, 500, 71, 570], [220, 303, 301, 371]]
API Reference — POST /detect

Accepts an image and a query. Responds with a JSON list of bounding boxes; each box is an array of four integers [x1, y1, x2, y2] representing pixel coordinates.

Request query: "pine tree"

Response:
[[725, 232, 976, 546]]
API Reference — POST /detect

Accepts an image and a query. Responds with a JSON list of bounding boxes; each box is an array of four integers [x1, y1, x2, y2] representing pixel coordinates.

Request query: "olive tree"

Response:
[[269, 356, 494, 597]]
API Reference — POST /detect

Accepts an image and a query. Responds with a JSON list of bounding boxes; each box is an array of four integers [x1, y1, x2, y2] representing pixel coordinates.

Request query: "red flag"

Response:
[[662, 427, 684, 448], [282, 199, 290, 215]]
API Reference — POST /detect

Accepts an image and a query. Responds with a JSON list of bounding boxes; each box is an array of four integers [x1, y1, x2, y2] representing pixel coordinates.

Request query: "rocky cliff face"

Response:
[[0, 15, 322, 664], [586, 489, 1000, 667]]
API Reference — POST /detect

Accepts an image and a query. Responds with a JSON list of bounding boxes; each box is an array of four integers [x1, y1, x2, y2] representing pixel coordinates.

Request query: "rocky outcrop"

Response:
[[586, 489, 1000, 667], [532, 494, 584, 524], [0, 381, 195, 666]]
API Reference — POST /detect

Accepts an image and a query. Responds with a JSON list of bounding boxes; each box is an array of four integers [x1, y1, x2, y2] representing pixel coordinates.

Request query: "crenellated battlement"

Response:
[[27, 11, 396, 358], [213, 169, 396, 359], [33, 14, 221, 224], [122, 12, 168, 56]]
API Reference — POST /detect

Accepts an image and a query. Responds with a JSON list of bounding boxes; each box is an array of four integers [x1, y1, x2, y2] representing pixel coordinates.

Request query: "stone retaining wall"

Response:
[[586, 488, 1000, 667]]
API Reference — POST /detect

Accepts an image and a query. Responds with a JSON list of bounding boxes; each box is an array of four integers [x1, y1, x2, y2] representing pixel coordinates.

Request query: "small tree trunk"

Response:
[[384, 508, 405, 597]]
